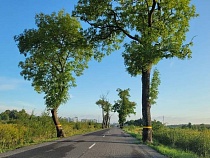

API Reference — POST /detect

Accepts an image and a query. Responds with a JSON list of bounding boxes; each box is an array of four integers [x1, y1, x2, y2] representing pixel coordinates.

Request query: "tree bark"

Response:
[[105, 113, 109, 128], [51, 109, 65, 137], [102, 109, 104, 128], [142, 68, 152, 143], [108, 116, 111, 128]]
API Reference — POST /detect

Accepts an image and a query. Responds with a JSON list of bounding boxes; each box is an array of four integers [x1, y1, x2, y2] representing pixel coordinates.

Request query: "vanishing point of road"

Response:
[[0, 127, 167, 158]]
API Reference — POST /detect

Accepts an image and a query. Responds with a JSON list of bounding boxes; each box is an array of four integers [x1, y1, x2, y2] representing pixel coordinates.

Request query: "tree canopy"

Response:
[[73, 0, 197, 142], [14, 10, 95, 137], [96, 94, 112, 128], [14, 10, 94, 110], [149, 68, 161, 105], [113, 88, 136, 127]]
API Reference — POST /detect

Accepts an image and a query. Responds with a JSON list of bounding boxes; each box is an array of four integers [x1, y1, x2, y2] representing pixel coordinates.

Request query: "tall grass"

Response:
[[0, 112, 101, 153], [153, 127, 210, 157], [124, 125, 210, 158]]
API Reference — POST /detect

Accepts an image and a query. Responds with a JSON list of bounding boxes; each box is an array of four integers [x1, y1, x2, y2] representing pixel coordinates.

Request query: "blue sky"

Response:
[[0, 1, 209, 125]]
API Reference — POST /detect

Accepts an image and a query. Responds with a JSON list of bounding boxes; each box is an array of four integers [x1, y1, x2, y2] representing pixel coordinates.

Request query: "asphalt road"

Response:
[[0, 127, 167, 158]]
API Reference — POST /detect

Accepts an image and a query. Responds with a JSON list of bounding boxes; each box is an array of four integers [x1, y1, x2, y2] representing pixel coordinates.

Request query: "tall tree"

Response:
[[73, 0, 197, 142], [14, 10, 94, 137], [113, 88, 136, 128], [96, 93, 112, 128]]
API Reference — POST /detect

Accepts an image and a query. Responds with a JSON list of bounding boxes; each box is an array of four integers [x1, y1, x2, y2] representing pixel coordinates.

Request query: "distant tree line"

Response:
[[169, 122, 210, 130], [0, 109, 30, 121], [125, 119, 143, 126]]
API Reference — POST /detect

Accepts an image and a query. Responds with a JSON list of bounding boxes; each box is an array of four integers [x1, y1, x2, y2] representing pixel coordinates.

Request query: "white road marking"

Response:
[[89, 143, 96, 149], [103, 135, 105, 137]]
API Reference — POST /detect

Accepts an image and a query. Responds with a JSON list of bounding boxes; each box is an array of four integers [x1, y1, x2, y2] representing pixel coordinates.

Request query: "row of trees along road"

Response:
[[14, 1, 198, 142], [73, 0, 197, 143], [96, 93, 112, 128], [96, 89, 137, 129]]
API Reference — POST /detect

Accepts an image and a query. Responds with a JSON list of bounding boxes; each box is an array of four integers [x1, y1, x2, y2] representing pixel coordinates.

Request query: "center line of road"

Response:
[[89, 143, 96, 149]]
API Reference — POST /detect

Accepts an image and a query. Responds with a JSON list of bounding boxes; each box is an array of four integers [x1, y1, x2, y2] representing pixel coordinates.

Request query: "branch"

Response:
[[148, 0, 157, 27], [82, 9, 140, 43]]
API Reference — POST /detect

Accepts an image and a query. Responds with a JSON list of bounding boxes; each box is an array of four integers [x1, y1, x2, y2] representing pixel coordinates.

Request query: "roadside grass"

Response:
[[0, 118, 101, 153], [123, 126, 201, 158], [150, 143, 199, 158]]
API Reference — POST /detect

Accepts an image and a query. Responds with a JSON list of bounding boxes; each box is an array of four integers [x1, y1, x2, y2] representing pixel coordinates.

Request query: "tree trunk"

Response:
[[105, 113, 109, 128], [142, 68, 152, 143], [51, 109, 65, 137], [108, 116, 111, 128], [102, 109, 105, 128]]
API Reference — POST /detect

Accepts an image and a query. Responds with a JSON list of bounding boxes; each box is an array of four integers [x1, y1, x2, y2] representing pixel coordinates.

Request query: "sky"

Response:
[[0, 0, 210, 125]]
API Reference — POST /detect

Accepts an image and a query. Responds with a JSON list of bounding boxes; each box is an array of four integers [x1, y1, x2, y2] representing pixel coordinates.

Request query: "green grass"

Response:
[[123, 126, 201, 158], [149, 143, 199, 158], [0, 118, 102, 153]]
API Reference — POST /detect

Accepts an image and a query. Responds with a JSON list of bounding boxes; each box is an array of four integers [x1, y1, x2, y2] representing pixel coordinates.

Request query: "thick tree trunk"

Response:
[[51, 109, 65, 137], [142, 68, 152, 143]]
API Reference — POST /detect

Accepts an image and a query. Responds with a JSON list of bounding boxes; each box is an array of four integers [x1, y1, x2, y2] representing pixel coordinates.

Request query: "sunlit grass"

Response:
[[0, 118, 101, 153], [149, 143, 199, 158], [123, 125, 203, 158]]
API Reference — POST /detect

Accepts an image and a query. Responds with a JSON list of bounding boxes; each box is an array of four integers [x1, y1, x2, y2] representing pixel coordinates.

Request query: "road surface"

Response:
[[0, 127, 167, 158]]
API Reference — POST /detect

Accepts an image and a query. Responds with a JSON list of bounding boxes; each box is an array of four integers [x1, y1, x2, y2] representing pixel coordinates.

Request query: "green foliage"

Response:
[[152, 120, 164, 130], [125, 119, 143, 126], [149, 69, 161, 105], [113, 88, 136, 127], [96, 98, 112, 114], [96, 94, 112, 128], [73, 1, 125, 58], [124, 125, 205, 158], [73, 122, 82, 130], [0, 109, 30, 121], [73, 0, 198, 74], [153, 127, 210, 157], [0, 109, 101, 153], [121, 0, 198, 75], [123, 125, 143, 143], [14, 10, 94, 110], [150, 144, 199, 158], [73, 0, 198, 142]]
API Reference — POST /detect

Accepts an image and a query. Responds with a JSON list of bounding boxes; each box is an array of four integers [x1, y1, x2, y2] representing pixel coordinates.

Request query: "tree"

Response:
[[96, 93, 112, 128], [0, 110, 9, 121], [73, 0, 197, 142], [126, 118, 143, 126], [113, 88, 136, 128], [14, 10, 94, 137], [150, 68, 161, 105], [17, 109, 30, 120]]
